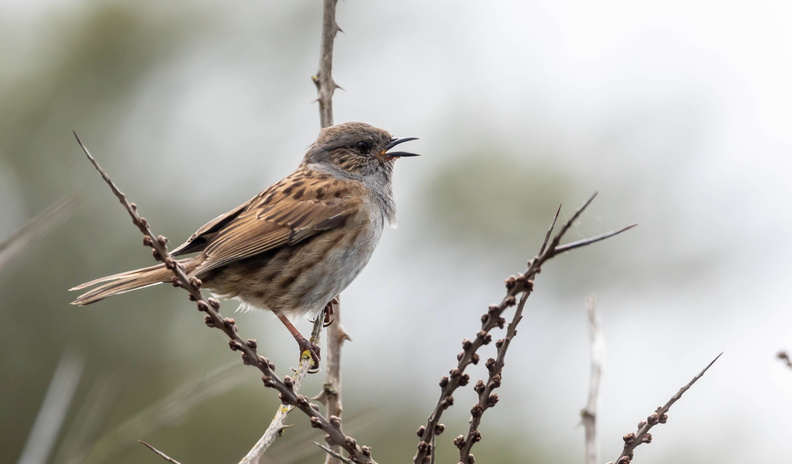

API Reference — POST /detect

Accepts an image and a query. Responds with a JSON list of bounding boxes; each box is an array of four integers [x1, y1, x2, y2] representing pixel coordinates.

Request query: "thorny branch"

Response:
[[73, 133, 377, 464], [313, 0, 341, 128], [413, 192, 636, 464], [610, 353, 722, 464]]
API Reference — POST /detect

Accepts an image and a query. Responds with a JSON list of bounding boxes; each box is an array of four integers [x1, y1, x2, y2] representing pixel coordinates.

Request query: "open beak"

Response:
[[381, 136, 419, 160]]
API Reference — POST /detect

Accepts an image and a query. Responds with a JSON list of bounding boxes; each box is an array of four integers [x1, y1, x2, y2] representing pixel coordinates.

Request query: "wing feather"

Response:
[[182, 170, 360, 275]]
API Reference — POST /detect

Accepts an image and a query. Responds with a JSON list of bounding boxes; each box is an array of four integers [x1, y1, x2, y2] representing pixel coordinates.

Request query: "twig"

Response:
[[610, 353, 723, 464], [139, 441, 183, 464], [414, 193, 635, 464], [582, 295, 604, 464], [313, 0, 341, 128], [73, 133, 377, 464], [314, 441, 353, 464]]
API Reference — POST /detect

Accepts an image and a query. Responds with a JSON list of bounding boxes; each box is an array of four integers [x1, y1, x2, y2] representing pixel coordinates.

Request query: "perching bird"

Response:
[[71, 122, 418, 364]]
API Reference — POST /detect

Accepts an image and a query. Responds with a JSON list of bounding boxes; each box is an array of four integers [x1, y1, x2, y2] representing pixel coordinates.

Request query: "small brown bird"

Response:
[[71, 122, 418, 361]]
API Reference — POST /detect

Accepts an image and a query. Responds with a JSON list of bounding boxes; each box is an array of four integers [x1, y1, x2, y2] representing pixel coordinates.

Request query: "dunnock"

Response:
[[71, 122, 418, 363]]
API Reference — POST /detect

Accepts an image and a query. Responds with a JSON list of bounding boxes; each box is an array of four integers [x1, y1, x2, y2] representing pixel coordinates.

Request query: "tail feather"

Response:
[[70, 260, 193, 306]]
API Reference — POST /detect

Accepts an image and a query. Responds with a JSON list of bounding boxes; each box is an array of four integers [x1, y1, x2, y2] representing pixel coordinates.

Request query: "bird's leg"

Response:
[[273, 310, 321, 370], [322, 297, 339, 327]]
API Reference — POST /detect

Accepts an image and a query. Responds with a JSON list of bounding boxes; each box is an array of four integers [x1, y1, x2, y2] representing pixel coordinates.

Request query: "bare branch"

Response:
[[611, 353, 722, 464], [582, 295, 604, 464], [73, 134, 376, 464], [414, 194, 634, 464]]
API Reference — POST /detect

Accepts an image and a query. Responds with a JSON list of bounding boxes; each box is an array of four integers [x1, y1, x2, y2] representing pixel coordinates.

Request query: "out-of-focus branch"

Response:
[[609, 353, 722, 464], [0, 195, 78, 270], [17, 353, 84, 464], [582, 295, 604, 464], [414, 192, 636, 464], [73, 134, 376, 464]]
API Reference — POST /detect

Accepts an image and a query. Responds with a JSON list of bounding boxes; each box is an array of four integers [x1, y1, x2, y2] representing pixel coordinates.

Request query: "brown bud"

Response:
[[462, 339, 473, 349], [474, 379, 486, 394], [434, 423, 445, 435], [310, 417, 322, 428], [470, 353, 480, 365], [416, 425, 426, 437], [361, 445, 371, 456], [470, 404, 484, 418], [439, 376, 449, 387], [246, 339, 258, 349], [203, 315, 215, 327], [487, 393, 499, 407], [453, 435, 465, 449], [642, 433, 652, 443], [459, 374, 470, 386]]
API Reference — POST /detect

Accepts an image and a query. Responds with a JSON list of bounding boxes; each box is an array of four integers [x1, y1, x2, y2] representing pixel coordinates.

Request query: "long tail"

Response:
[[70, 259, 196, 306]]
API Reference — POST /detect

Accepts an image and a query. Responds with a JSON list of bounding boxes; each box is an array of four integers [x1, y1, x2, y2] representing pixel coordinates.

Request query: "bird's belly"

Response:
[[203, 216, 384, 318]]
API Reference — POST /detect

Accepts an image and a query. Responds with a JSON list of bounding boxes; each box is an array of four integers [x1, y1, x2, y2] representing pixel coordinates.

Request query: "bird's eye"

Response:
[[355, 141, 371, 153]]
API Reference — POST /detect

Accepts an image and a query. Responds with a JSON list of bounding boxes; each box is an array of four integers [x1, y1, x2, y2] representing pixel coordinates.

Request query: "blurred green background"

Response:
[[3, 1, 792, 463]]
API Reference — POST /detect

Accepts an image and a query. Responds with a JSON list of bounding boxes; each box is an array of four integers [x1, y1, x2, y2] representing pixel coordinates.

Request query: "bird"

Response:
[[71, 122, 418, 364]]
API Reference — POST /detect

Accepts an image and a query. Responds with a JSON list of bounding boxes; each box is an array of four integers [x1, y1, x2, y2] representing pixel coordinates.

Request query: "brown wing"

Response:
[[184, 170, 360, 275], [171, 201, 250, 256]]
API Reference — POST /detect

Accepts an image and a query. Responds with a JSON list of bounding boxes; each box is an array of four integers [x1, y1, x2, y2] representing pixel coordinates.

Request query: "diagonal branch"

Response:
[[414, 194, 635, 464], [611, 353, 722, 464]]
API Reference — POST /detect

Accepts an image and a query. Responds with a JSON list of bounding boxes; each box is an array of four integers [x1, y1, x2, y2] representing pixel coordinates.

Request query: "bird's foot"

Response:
[[322, 297, 338, 327], [296, 336, 321, 373]]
